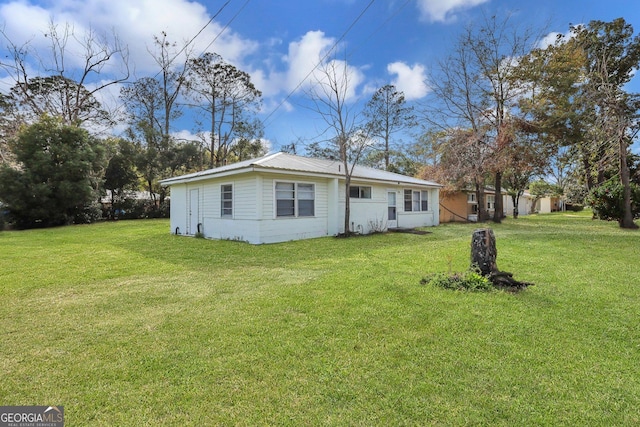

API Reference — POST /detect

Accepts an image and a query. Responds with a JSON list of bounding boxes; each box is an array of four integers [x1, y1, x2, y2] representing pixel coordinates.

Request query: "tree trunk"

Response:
[[511, 194, 519, 219], [343, 169, 351, 236], [619, 130, 638, 229], [475, 181, 486, 222], [493, 171, 502, 223]]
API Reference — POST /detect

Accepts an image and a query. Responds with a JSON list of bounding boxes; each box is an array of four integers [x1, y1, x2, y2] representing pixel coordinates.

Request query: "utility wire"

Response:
[[200, 0, 251, 56], [262, 0, 376, 128], [155, 0, 232, 77]]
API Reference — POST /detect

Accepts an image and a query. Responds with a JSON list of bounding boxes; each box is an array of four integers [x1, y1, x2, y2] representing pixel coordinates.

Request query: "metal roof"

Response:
[[159, 152, 441, 187]]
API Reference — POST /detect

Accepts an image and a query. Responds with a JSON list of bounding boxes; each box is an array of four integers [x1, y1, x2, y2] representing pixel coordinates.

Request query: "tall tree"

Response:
[[0, 116, 105, 228], [575, 18, 640, 229], [103, 138, 139, 206], [518, 18, 640, 228], [120, 77, 166, 203], [186, 52, 263, 167], [149, 32, 191, 144], [363, 84, 416, 170], [307, 59, 370, 235], [427, 13, 538, 222]]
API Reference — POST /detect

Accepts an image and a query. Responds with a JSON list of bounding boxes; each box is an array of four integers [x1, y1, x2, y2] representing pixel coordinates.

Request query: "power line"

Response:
[[157, 0, 232, 76], [199, 0, 251, 56], [262, 0, 376, 128]]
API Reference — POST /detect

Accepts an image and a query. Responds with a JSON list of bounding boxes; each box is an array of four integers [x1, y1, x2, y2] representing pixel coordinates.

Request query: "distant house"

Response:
[[535, 196, 563, 213], [504, 190, 535, 217], [159, 153, 441, 244], [440, 188, 534, 222]]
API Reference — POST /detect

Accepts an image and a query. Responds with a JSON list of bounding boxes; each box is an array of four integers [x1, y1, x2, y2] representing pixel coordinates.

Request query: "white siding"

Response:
[[504, 194, 532, 217], [168, 184, 188, 235], [256, 173, 331, 244], [396, 186, 438, 229], [343, 182, 388, 234], [200, 174, 260, 242], [167, 170, 440, 243], [338, 182, 439, 234]]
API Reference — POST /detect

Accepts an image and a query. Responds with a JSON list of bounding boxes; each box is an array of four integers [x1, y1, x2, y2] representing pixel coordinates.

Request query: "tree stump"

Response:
[[470, 228, 498, 276], [470, 228, 533, 291]]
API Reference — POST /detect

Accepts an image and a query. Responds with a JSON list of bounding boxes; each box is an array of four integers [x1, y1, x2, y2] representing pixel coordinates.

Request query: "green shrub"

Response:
[[586, 179, 640, 223], [73, 202, 103, 224], [421, 270, 493, 291]]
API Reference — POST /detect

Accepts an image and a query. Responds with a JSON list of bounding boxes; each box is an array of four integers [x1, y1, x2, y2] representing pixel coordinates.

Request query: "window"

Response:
[[467, 193, 476, 203], [221, 184, 233, 217], [349, 186, 372, 199], [276, 182, 315, 217], [276, 182, 295, 217], [487, 195, 495, 210], [404, 189, 412, 211], [404, 189, 429, 212], [297, 183, 315, 217]]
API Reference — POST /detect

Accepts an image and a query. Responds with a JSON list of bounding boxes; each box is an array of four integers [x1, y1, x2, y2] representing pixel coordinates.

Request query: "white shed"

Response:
[[159, 153, 441, 244]]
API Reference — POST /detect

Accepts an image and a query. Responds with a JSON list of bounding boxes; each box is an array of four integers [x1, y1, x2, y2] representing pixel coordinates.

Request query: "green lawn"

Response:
[[1, 212, 639, 425]]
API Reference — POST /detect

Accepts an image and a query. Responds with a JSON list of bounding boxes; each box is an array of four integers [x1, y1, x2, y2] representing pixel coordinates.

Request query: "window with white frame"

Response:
[[221, 184, 233, 217], [297, 183, 315, 216], [404, 189, 429, 212], [276, 182, 315, 217], [467, 193, 476, 203], [349, 185, 372, 199], [487, 195, 495, 210]]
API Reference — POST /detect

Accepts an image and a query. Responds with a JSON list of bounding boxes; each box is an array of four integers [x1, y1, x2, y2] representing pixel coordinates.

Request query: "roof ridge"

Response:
[[254, 152, 284, 165]]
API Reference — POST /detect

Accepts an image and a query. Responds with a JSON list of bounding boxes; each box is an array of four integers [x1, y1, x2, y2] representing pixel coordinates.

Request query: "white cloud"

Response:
[[0, 0, 258, 75], [415, 0, 489, 23], [387, 62, 429, 100], [537, 29, 576, 49], [255, 30, 365, 102], [311, 58, 366, 103], [284, 30, 335, 93]]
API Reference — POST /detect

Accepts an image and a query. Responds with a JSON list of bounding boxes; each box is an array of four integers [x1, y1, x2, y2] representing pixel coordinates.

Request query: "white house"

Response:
[[159, 152, 441, 244], [504, 191, 535, 217]]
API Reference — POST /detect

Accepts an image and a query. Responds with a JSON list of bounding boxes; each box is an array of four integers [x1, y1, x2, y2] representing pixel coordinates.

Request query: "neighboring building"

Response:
[[159, 152, 441, 244], [504, 191, 535, 217], [100, 190, 160, 207], [440, 188, 535, 222], [535, 196, 563, 213], [439, 191, 471, 223]]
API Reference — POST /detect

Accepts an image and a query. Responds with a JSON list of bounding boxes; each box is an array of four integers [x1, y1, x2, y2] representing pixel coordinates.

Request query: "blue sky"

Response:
[[1, 0, 639, 153]]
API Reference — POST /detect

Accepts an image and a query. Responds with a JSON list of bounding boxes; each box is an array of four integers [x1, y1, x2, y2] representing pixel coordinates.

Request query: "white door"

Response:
[[387, 191, 397, 229], [189, 188, 199, 235]]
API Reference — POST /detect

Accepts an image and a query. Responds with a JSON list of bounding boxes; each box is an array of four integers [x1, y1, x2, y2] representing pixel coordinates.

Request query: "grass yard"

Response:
[[1, 211, 639, 425]]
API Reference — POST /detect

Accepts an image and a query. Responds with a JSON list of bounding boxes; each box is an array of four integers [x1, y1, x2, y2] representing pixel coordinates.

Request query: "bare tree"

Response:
[[424, 28, 490, 217], [0, 20, 129, 130], [148, 31, 192, 144], [307, 59, 370, 235], [426, 13, 539, 222]]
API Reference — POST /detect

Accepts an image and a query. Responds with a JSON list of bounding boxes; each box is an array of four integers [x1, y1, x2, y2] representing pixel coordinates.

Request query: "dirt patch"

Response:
[[388, 228, 432, 235]]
